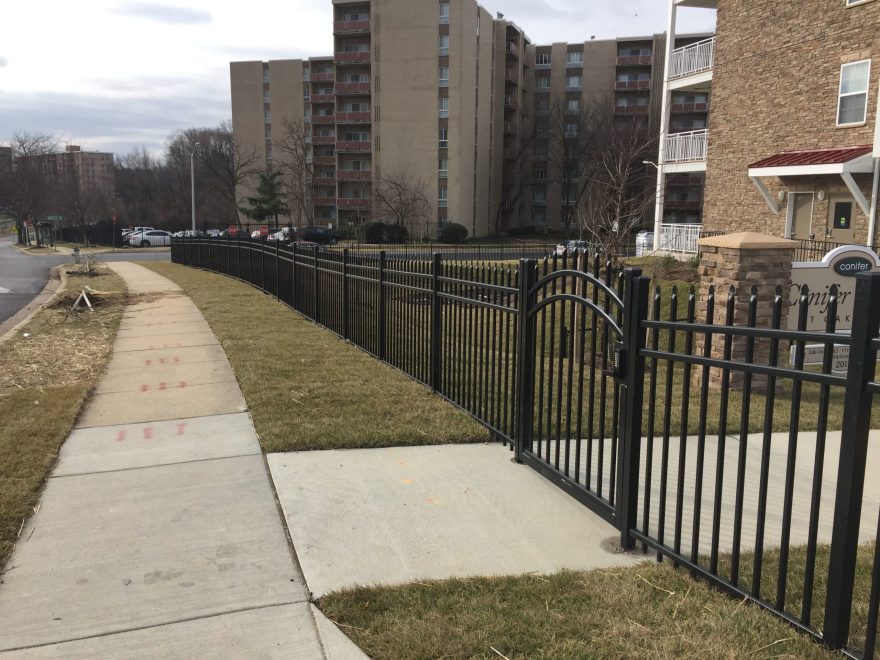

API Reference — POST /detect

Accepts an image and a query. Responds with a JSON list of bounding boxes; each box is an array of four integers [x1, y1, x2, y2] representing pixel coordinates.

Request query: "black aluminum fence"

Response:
[[174, 235, 880, 657], [794, 238, 878, 262]]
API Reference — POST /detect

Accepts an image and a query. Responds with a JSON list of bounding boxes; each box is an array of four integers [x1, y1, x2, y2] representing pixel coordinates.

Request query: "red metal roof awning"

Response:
[[748, 145, 873, 170]]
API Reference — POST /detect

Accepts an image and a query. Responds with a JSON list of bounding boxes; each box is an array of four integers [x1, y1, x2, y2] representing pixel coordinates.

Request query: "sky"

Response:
[[0, 1, 715, 158]]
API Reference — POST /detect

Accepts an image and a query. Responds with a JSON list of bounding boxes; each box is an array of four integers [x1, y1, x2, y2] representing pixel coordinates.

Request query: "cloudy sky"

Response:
[[0, 1, 715, 158]]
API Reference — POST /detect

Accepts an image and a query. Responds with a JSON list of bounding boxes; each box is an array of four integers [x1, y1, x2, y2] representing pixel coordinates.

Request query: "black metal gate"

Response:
[[514, 256, 650, 536]]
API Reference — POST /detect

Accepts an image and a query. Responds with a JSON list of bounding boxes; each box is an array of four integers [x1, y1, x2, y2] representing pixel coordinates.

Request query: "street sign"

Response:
[[259, 225, 269, 237], [227, 225, 238, 236], [47, 215, 64, 224]]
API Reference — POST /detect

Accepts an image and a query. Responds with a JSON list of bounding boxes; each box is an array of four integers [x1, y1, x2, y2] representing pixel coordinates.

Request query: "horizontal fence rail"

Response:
[[173, 236, 880, 658]]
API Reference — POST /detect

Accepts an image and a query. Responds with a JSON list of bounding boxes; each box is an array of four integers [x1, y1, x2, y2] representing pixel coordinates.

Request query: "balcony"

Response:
[[336, 82, 370, 95], [312, 114, 336, 124], [313, 176, 336, 186], [505, 69, 518, 84], [338, 170, 371, 181], [336, 140, 371, 152], [313, 135, 336, 145], [335, 51, 370, 65], [671, 102, 709, 114], [665, 129, 708, 164], [333, 20, 370, 34], [615, 79, 651, 90], [658, 223, 702, 253], [337, 197, 371, 209], [669, 37, 715, 82], [311, 71, 335, 82], [314, 155, 336, 165], [311, 93, 335, 103], [336, 111, 371, 123], [504, 97, 518, 111], [616, 55, 652, 66], [613, 104, 649, 115], [506, 42, 519, 58], [314, 197, 337, 206]]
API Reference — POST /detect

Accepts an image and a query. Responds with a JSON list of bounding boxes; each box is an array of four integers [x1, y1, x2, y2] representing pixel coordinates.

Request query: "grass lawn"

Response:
[[0, 265, 126, 570], [142, 262, 488, 452], [318, 559, 836, 659]]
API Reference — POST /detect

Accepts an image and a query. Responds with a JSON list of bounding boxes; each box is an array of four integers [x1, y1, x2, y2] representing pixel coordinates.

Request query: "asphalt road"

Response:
[[0, 236, 170, 325]]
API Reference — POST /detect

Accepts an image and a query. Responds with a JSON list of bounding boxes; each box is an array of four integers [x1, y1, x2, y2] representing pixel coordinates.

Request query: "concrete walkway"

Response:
[[0, 262, 361, 659]]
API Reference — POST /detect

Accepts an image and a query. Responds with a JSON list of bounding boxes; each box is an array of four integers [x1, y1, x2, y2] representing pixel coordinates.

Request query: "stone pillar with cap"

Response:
[[695, 232, 796, 389]]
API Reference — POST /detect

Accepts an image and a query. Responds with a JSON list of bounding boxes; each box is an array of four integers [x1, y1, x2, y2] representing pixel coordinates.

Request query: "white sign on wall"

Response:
[[789, 245, 880, 332]]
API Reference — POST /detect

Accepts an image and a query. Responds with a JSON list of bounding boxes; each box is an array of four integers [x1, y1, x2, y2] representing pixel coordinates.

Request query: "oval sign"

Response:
[[834, 256, 874, 277]]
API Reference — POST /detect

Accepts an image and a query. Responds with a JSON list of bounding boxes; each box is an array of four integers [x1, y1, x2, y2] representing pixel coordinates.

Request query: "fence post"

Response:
[[616, 268, 650, 550], [378, 250, 387, 359], [430, 253, 442, 392], [343, 248, 350, 340], [314, 244, 320, 324], [260, 239, 266, 290], [515, 259, 538, 462], [291, 244, 297, 310], [275, 240, 280, 299], [823, 272, 880, 648]]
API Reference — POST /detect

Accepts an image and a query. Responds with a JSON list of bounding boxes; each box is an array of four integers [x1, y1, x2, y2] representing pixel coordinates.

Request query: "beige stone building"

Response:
[[658, 0, 880, 252], [230, 0, 713, 238], [44, 145, 115, 204]]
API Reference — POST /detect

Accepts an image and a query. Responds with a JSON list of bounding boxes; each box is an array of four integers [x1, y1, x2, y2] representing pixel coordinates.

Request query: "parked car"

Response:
[[122, 226, 154, 237], [554, 240, 590, 256], [128, 229, 172, 247], [267, 227, 293, 243], [300, 226, 338, 245]]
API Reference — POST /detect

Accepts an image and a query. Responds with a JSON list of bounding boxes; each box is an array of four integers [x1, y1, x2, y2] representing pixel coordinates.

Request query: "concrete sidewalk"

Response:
[[0, 262, 362, 659]]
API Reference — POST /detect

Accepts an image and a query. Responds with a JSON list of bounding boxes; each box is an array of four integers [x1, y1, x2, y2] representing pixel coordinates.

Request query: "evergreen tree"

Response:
[[238, 170, 288, 222]]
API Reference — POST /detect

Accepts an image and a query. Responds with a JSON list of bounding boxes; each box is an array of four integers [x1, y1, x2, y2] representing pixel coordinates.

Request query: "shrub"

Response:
[[361, 222, 409, 244], [439, 222, 468, 244], [334, 224, 358, 240]]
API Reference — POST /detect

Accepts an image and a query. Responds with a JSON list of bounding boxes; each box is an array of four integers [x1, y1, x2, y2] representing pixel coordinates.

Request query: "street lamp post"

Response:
[[190, 142, 200, 234]]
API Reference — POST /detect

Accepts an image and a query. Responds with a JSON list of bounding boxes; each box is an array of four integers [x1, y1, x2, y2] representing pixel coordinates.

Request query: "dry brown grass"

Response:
[[0, 264, 126, 570]]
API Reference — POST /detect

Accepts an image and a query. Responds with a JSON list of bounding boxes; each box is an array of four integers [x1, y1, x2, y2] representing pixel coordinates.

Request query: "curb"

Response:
[[0, 265, 69, 346]]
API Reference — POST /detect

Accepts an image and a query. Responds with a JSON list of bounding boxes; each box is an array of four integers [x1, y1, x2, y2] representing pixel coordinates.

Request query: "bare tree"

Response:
[[53, 164, 111, 240], [373, 169, 433, 240], [115, 146, 161, 227], [493, 114, 542, 235], [274, 118, 315, 228], [0, 132, 58, 243], [199, 121, 260, 226], [575, 112, 658, 257]]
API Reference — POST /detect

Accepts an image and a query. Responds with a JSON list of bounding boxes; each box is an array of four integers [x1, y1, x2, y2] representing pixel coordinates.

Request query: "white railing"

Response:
[[669, 37, 715, 80], [658, 223, 702, 253], [666, 129, 708, 163]]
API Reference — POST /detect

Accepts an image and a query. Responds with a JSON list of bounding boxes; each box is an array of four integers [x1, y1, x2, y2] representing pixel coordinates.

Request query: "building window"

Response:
[[439, 66, 449, 87], [439, 187, 448, 207], [534, 167, 546, 180], [564, 123, 578, 138], [536, 53, 551, 66], [532, 208, 546, 224], [837, 59, 871, 126], [565, 75, 581, 89], [567, 51, 583, 65], [439, 128, 448, 148], [439, 96, 449, 118], [439, 34, 449, 56], [439, 2, 449, 23], [566, 99, 580, 114], [536, 76, 550, 89]]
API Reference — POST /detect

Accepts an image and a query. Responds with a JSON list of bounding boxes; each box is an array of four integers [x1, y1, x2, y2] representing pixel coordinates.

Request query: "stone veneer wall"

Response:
[[695, 233, 795, 389], [702, 0, 880, 242]]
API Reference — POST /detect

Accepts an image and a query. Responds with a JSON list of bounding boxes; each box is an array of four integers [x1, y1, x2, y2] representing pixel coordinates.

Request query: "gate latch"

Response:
[[613, 341, 627, 383]]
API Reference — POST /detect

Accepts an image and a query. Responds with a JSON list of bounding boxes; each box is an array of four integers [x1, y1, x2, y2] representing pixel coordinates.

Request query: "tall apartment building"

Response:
[[231, 1, 713, 238], [232, 0, 521, 238], [44, 145, 115, 203], [657, 0, 880, 252]]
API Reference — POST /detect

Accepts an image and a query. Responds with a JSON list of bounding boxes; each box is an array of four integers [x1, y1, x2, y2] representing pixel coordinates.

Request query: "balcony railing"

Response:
[[312, 135, 336, 145], [338, 170, 371, 181], [337, 197, 371, 209], [334, 51, 370, 64], [312, 115, 336, 124], [616, 54, 652, 66], [336, 82, 370, 94], [313, 177, 336, 186], [670, 102, 709, 114], [506, 42, 519, 57], [311, 94, 335, 103], [336, 140, 371, 152], [615, 79, 651, 90], [333, 20, 370, 34], [313, 156, 336, 165], [658, 223, 702, 253], [336, 111, 371, 123], [664, 199, 702, 211], [613, 104, 649, 115], [311, 71, 335, 81], [669, 37, 715, 80], [665, 129, 708, 163]]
